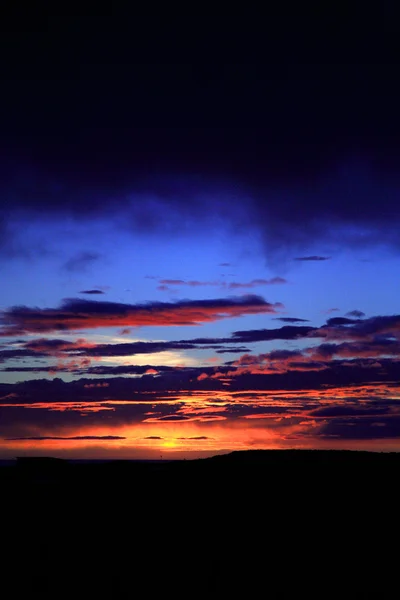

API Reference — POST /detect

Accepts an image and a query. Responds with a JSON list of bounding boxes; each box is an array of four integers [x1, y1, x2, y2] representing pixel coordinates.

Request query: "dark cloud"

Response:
[[3, 313, 400, 374], [325, 317, 361, 326], [4, 356, 400, 400], [231, 325, 317, 344], [1, 356, 400, 443], [144, 436, 163, 440], [2, 337, 252, 364], [309, 405, 391, 418], [346, 310, 366, 318], [215, 347, 250, 354], [266, 349, 304, 361], [227, 359, 400, 392], [294, 256, 331, 262], [273, 317, 310, 323], [0, 379, 187, 437], [310, 338, 400, 360], [5, 326, 316, 360], [24, 338, 86, 351], [0, 33, 399, 262], [0, 367, 53, 372], [67, 365, 178, 376], [156, 415, 190, 421], [222, 404, 297, 418], [319, 417, 400, 440], [1, 295, 281, 335], [0, 348, 46, 362], [60, 340, 223, 357], [321, 314, 400, 341], [5, 435, 126, 440], [79, 289, 105, 295], [177, 436, 212, 440]]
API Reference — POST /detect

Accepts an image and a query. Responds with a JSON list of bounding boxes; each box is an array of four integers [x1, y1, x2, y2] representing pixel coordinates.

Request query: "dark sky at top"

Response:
[[1, 11, 399, 256], [1, 12, 399, 182]]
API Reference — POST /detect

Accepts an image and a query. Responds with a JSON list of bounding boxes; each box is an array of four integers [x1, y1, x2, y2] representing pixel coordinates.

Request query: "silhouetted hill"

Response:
[[1, 450, 399, 597]]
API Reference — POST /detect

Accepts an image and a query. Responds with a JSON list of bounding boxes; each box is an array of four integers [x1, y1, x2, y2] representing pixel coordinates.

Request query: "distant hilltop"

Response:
[[15, 456, 68, 470], [16, 456, 66, 464]]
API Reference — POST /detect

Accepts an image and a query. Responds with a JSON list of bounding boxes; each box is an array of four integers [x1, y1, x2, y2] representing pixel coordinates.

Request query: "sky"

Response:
[[1, 15, 400, 458]]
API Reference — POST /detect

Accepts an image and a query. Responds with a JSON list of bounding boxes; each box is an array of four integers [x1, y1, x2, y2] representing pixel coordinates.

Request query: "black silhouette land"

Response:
[[2, 449, 398, 597]]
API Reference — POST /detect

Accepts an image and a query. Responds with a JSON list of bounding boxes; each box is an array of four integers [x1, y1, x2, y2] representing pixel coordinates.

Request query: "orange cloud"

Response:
[[1, 296, 282, 335]]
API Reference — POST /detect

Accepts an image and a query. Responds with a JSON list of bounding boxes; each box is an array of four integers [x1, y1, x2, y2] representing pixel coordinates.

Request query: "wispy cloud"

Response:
[[294, 256, 331, 262], [157, 277, 287, 292], [62, 251, 101, 273]]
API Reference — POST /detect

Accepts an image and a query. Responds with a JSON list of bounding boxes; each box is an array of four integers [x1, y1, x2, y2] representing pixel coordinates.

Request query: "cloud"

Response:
[[21, 338, 218, 358], [1, 63, 400, 264], [177, 436, 212, 440], [2, 370, 400, 447], [79, 289, 105, 295], [74, 365, 179, 376], [318, 417, 400, 440], [157, 277, 287, 291], [215, 347, 250, 354], [230, 325, 317, 343], [308, 339, 400, 360], [83, 383, 109, 388], [5, 435, 126, 440], [62, 252, 101, 272], [227, 278, 286, 289], [294, 256, 331, 262], [197, 373, 209, 381], [160, 279, 187, 285], [309, 405, 391, 418], [346, 310, 366, 318], [273, 317, 310, 323], [4, 312, 400, 374], [324, 317, 360, 326], [1, 322, 320, 367], [319, 314, 400, 341], [0, 348, 46, 362], [1, 295, 282, 335], [221, 325, 400, 376], [25, 338, 96, 353]]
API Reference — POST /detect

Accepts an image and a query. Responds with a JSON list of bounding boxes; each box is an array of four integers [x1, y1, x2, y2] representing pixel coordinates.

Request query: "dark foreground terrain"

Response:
[[1, 450, 399, 597]]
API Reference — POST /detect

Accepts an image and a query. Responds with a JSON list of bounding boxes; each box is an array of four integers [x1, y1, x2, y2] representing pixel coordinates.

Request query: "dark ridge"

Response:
[[2, 449, 399, 596], [16, 456, 67, 465], [199, 448, 383, 461]]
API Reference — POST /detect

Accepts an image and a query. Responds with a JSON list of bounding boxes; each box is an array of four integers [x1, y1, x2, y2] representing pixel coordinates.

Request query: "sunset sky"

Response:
[[1, 18, 400, 458]]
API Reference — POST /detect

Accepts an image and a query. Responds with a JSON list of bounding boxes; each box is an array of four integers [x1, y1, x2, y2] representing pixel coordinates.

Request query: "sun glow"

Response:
[[162, 439, 178, 449]]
